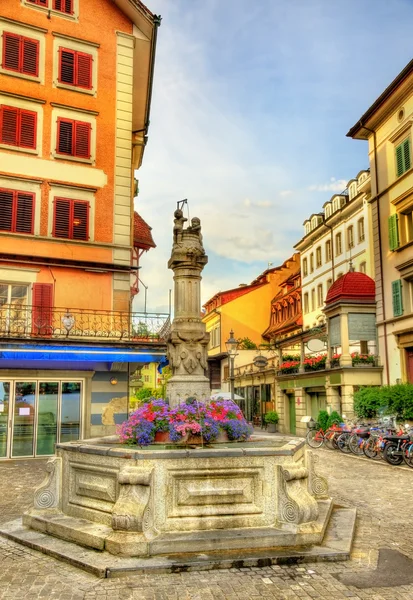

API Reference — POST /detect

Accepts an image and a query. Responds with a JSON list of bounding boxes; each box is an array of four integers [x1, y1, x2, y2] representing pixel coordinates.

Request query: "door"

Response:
[[309, 391, 327, 420], [288, 394, 296, 435], [406, 349, 413, 383], [0, 379, 82, 459]]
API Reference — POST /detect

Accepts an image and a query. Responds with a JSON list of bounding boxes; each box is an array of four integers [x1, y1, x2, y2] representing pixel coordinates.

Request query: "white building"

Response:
[[295, 170, 373, 331]]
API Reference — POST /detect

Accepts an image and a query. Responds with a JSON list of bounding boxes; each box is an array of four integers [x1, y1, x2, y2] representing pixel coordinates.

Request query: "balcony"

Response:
[[0, 304, 170, 344]]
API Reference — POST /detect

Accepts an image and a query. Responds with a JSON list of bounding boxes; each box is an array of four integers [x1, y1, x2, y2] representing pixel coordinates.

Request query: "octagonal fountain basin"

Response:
[[19, 433, 338, 559]]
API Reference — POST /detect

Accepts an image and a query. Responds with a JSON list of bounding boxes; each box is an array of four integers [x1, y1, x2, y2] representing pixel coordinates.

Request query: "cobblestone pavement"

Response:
[[1, 450, 413, 599]]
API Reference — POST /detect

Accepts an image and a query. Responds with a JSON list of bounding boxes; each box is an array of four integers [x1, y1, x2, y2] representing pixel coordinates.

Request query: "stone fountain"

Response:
[[0, 208, 356, 577]]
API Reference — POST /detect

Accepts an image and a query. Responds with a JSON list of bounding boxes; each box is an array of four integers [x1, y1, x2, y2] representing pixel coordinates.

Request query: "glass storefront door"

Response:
[[0, 379, 83, 459]]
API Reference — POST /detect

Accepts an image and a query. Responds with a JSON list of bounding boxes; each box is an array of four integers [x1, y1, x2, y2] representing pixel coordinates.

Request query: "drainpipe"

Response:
[[144, 15, 161, 134], [358, 122, 390, 384]]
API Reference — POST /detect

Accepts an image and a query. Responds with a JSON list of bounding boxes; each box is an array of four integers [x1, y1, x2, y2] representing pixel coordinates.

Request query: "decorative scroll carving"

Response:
[[306, 450, 329, 499], [34, 457, 61, 510], [275, 462, 319, 526], [111, 467, 153, 532]]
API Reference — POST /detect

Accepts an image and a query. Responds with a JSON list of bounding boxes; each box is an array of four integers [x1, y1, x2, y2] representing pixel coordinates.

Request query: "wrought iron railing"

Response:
[[0, 304, 170, 343]]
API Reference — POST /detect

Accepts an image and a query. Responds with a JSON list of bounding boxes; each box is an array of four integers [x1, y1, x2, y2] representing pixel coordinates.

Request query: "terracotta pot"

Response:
[[154, 431, 170, 443]]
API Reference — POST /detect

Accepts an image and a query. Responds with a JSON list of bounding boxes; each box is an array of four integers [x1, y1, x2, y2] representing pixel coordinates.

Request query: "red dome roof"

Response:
[[325, 271, 375, 305]]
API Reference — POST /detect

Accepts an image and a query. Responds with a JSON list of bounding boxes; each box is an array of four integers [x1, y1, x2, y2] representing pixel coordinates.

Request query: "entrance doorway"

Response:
[[287, 394, 296, 435], [308, 389, 327, 420], [406, 348, 413, 384], [0, 379, 83, 459]]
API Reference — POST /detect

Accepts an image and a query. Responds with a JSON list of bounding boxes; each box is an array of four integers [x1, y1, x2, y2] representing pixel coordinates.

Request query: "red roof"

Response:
[[325, 272, 375, 305], [133, 211, 156, 250]]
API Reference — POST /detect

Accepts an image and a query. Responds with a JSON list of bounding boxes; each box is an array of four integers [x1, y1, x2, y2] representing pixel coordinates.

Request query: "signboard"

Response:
[[348, 313, 376, 341], [307, 338, 325, 352]]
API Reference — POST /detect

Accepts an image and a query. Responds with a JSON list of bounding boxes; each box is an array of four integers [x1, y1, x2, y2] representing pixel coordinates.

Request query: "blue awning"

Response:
[[0, 344, 166, 363]]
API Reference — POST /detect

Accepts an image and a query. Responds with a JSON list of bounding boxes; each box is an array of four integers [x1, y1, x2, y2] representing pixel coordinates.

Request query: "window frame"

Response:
[[347, 225, 354, 249], [310, 253, 314, 273], [317, 283, 323, 308], [2, 31, 40, 78], [358, 217, 365, 243], [0, 187, 35, 235], [325, 239, 332, 262], [302, 257, 308, 277], [303, 292, 309, 314], [335, 232, 342, 256], [316, 246, 322, 268], [56, 117, 92, 160], [0, 104, 37, 150], [52, 196, 90, 241], [24, 0, 77, 18], [58, 47, 93, 90]]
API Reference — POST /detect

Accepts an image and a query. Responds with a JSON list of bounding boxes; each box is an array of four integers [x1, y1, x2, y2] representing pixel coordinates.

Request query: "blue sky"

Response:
[[134, 0, 413, 314]]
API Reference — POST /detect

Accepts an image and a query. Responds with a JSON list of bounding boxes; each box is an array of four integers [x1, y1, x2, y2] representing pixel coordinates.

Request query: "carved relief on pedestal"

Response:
[[306, 450, 329, 499], [34, 457, 62, 510], [275, 462, 319, 526], [111, 467, 153, 532]]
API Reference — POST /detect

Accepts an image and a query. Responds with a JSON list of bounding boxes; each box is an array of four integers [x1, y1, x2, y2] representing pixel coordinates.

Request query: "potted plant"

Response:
[[264, 410, 279, 433]]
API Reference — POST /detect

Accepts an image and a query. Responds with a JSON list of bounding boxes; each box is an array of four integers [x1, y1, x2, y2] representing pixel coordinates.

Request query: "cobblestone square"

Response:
[[1, 450, 412, 599]]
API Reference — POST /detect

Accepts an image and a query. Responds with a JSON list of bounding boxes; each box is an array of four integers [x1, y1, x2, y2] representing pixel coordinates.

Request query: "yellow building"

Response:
[[348, 59, 413, 385]]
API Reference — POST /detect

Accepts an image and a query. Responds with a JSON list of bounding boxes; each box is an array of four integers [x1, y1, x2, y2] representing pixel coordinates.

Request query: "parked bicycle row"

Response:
[[305, 416, 413, 467]]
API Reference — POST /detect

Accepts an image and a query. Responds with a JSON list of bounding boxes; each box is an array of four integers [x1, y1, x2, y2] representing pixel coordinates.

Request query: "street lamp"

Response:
[[225, 329, 239, 402]]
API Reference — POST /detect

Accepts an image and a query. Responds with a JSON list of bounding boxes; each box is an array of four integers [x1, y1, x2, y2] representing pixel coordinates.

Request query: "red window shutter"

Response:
[[57, 119, 73, 154], [28, 0, 48, 5], [0, 106, 18, 146], [74, 122, 91, 158], [19, 110, 37, 149], [3, 33, 20, 72], [53, 0, 74, 14], [32, 283, 53, 337], [72, 201, 89, 240], [15, 192, 34, 234], [53, 198, 71, 238], [0, 189, 13, 231], [22, 38, 39, 76], [59, 48, 75, 85], [76, 53, 92, 88]]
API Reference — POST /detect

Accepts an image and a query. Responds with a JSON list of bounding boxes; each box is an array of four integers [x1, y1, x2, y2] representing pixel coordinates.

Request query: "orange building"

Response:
[[0, 0, 166, 460]]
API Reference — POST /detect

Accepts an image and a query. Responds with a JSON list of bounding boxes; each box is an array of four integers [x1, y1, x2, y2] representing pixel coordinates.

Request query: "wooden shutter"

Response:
[[403, 138, 411, 172], [15, 192, 34, 234], [57, 119, 73, 154], [3, 33, 20, 71], [74, 121, 91, 158], [72, 201, 89, 240], [76, 52, 92, 88], [54, 0, 73, 13], [396, 139, 412, 177], [19, 110, 37, 148], [53, 198, 71, 238], [32, 283, 53, 337], [0, 189, 13, 231], [59, 48, 75, 85], [388, 214, 400, 251], [392, 280, 403, 317], [0, 106, 18, 145], [22, 38, 39, 76], [28, 0, 48, 5]]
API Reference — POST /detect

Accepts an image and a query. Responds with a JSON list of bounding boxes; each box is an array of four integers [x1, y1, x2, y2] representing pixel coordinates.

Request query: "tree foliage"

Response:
[[353, 384, 413, 420]]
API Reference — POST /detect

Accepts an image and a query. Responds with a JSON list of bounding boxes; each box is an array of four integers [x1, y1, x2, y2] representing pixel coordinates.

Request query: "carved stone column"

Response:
[[33, 457, 62, 510], [166, 210, 211, 406]]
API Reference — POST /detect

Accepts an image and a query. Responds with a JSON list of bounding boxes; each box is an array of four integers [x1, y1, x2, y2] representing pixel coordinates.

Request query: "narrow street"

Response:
[[1, 449, 413, 599]]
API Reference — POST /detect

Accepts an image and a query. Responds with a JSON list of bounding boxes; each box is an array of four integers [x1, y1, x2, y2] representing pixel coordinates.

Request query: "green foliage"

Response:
[[353, 387, 382, 419], [282, 354, 300, 361], [353, 384, 413, 420], [135, 387, 163, 401], [264, 410, 279, 424], [237, 337, 258, 350], [327, 411, 342, 428], [317, 410, 329, 432]]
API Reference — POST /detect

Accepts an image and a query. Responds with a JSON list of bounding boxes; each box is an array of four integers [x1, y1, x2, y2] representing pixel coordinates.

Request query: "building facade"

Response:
[[0, 0, 165, 460], [296, 171, 373, 332], [348, 60, 413, 385]]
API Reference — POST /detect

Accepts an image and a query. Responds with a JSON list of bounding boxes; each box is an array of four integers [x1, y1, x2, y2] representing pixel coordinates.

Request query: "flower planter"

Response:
[[154, 431, 170, 443], [266, 423, 277, 433]]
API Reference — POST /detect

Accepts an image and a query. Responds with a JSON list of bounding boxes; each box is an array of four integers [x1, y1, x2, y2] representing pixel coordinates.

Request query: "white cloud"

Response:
[[308, 178, 348, 193], [279, 190, 293, 197]]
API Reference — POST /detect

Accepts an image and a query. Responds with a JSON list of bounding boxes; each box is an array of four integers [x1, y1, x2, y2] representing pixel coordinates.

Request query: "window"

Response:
[[56, 118, 91, 159], [0, 105, 37, 149], [317, 284, 323, 307], [58, 48, 92, 89], [359, 262, 366, 274], [326, 278, 333, 290], [305, 222, 310, 235], [27, 0, 74, 14], [316, 246, 322, 268], [310, 253, 314, 273], [388, 214, 400, 251], [53, 197, 89, 240], [144, 375, 149, 383], [0, 188, 34, 234], [0, 283, 29, 334], [303, 257, 308, 277], [2, 32, 39, 77], [347, 226, 354, 249], [392, 280, 403, 317], [303, 293, 309, 314], [325, 239, 332, 262], [311, 288, 315, 312], [336, 232, 342, 255], [395, 138, 411, 177], [325, 204, 331, 218], [358, 218, 365, 242]]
